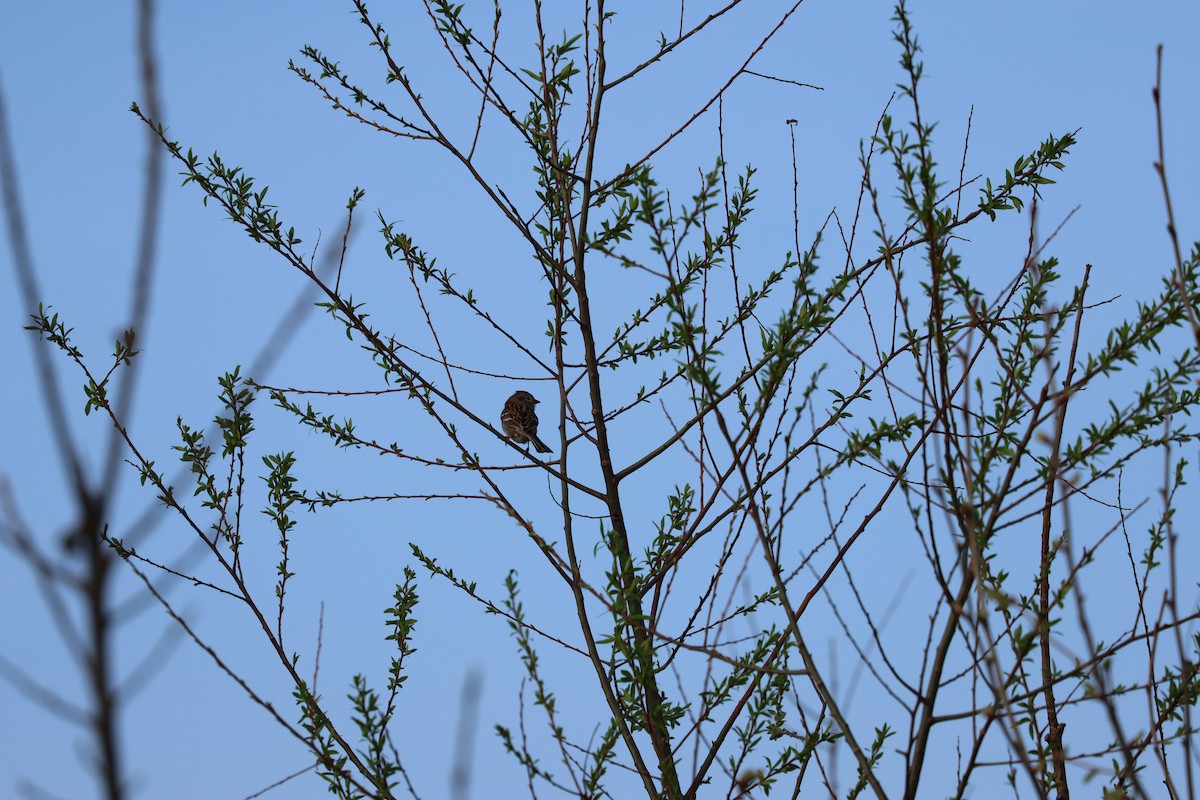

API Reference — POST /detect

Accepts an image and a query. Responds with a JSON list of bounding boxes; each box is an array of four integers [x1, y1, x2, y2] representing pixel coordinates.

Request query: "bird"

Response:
[[501, 390, 552, 454]]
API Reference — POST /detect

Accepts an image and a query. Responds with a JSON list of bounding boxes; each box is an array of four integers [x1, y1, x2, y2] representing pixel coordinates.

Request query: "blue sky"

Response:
[[3, 2, 1199, 798]]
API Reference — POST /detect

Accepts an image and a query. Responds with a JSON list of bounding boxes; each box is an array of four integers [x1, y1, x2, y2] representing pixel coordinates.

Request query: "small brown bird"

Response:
[[501, 390, 552, 454]]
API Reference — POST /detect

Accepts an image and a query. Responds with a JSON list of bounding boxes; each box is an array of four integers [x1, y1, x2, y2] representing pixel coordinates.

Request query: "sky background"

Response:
[[3, 2, 1199, 798]]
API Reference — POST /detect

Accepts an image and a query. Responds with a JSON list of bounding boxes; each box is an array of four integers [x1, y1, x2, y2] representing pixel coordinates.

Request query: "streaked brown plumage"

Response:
[[501, 390, 551, 454]]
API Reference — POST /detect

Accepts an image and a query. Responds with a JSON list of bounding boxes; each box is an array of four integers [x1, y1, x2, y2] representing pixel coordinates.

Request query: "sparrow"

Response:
[[501, 390, 552, 454]]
